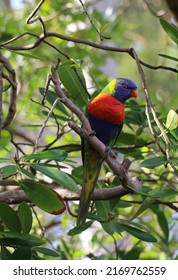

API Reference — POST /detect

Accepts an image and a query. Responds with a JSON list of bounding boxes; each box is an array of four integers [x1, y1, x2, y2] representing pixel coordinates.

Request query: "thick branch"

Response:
[[0, 187, 177, 212], [0, 185, 128, 204]]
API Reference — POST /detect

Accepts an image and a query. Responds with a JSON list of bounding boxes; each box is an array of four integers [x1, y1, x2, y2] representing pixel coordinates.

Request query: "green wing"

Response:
[[77, 140, 103, 226]]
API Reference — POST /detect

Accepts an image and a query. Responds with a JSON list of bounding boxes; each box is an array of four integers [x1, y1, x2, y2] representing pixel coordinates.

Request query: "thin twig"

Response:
[[26, 0, 46, 35], [33, 97, 61, 152], [78, 0, 110, 40], [131, 48, 178, 177]]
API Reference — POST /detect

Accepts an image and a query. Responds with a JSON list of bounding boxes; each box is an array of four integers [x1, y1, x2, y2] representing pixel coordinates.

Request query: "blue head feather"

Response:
[[114, 78, 137, 103]]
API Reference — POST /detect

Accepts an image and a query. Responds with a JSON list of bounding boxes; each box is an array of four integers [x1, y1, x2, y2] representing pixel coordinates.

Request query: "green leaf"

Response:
[[58, 60, 88, 107], [160, 19, 178, 44], [159, 53, 178, 62], [12, 246, 32, 260], [19, 180, 66, 215], [165, 109, 178, 131], [5, 49, 51, 63], [17, 166, 36, 180], [123, 246, 142, 260], [116, 132, 135, 145], [0, 203, 21, 232], [0, 158, 12, 163], [140, 156, 167, 168], [114, 223, 157, 242], [100, 23, 111, 34], [0, 231, 44, 247], [68, 221, 93, 236], [116, 200, 132, 208], [17, 202, 33, 234], [0, 165, 17, 178], [151, 205, 169, 241], [32, 164, 78, 191], [131, 187, 177, 220], [39, 88, 70, 116], [101, 221, 115, 235], [95, 201, 115, 235], [24, 149, 67, 161], [0, 130, 11, 153], [169, 128, 178, 141], [131, 195, 155, 220], [0, 33, 14, 43], [42, 110, 69, 121], [147, 187, 177, 198], [95, 200, 110, 220], [33, 247, 60, 257]]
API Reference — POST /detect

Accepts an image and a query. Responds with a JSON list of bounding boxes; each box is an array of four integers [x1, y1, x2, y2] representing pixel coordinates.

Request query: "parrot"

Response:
[[77, 78, 138, 226]]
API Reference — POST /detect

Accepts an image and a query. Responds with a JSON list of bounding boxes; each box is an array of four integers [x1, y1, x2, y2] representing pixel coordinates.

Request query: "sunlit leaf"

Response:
[[165, 109, 178, 131]]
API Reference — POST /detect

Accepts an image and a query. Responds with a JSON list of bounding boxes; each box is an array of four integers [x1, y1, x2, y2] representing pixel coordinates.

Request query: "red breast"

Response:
[[87, 93, 125, 125]]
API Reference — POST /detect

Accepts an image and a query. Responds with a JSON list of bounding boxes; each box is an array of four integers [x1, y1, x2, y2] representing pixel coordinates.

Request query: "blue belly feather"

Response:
[[87, 113, 123, 146]]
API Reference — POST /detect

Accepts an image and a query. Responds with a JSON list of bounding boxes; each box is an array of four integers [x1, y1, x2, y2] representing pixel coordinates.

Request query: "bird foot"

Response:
[[105, 146, 117, 158], [89, 130, 96, 137]]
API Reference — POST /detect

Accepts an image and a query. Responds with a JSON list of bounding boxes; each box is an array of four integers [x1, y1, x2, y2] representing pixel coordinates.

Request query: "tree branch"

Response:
[[0, 52, 18, 128], [1, 31, 177, 74], [0, 184, 128, 204], [1, 186, 177, 213]]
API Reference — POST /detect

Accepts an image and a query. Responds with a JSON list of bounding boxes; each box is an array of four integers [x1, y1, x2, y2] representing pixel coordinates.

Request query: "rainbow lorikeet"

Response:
[[77, 78, 138, 226]]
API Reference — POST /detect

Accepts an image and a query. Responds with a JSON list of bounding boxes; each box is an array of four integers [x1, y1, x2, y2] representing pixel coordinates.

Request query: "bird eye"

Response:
[[123, 83, 128, 88]]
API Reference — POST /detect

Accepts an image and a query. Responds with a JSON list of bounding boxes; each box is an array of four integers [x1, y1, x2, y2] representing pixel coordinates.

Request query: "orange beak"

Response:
[[131, 89, 138, 98]]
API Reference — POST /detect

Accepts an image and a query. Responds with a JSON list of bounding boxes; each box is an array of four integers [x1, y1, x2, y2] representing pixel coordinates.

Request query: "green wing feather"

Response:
[[100, 79, 117, 95], [77, 140, 103, 226]]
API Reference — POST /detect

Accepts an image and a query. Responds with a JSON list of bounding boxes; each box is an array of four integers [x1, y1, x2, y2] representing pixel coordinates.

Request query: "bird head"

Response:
[[114, 78, 138, 103]]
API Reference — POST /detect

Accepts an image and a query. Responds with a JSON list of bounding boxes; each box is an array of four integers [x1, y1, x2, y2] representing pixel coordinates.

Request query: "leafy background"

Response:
[[0, 0, 178, 260]]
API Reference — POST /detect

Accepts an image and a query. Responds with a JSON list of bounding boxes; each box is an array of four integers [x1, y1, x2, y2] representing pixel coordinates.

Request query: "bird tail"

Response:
[[77, 145, 102, 226]]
